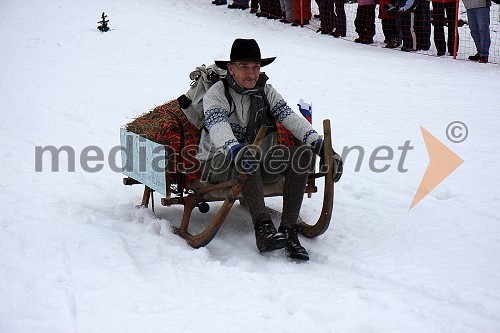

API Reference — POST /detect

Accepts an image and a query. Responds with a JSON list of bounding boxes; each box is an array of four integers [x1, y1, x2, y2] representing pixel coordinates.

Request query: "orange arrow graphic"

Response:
[[409, 126, 464, 210]]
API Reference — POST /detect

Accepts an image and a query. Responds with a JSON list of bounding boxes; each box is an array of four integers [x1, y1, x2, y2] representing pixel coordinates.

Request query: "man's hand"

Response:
[[386, 4, 404, 16], [229, 144, 261, 176], [311, 139, 343, 182]]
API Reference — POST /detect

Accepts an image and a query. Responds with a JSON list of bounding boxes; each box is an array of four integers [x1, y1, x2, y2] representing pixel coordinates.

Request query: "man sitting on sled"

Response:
[[196, 38, 343, 261]]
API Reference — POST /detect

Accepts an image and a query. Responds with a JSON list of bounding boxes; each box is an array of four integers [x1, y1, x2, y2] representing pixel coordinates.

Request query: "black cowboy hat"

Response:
[[215, 38, 276, 70]]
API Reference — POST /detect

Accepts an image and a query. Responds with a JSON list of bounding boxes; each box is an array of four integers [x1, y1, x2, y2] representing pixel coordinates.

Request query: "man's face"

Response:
[[227, 61, 261, 89]]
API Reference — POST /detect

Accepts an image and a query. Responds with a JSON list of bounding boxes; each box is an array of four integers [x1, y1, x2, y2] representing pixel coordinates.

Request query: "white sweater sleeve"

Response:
[[202, 82, 240, 151]]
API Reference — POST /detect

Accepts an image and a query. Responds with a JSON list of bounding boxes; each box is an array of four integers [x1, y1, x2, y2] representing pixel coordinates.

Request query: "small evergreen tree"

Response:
[[97, 12, 110, 32]]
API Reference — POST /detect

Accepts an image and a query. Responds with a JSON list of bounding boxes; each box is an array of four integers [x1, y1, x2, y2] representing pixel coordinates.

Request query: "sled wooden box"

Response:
[[121, 121, 336, 248], [120, 128, 169, 197]]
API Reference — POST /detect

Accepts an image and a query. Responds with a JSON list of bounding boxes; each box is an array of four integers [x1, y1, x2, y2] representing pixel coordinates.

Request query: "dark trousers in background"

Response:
[[382, 17, 398, 42], [260, 0, 282, 17], [234, 0, 250, 5], [467, 6, 491, 57], [414, 1, 431, 50], [381, 4, 399, 43], [333, 0, 346, 36], [259, 0, 269, 12], [400, 10, 415, 49], [432, 1, 458, 55], [251, 0, 259, 10], [319, 0, 346, 35], [319, 0, 335, 33], [355, 4, 376, 40]]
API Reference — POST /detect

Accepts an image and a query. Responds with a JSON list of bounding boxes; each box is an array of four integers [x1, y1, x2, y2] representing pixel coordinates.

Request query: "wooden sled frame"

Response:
[[123, 119, 336, 248]]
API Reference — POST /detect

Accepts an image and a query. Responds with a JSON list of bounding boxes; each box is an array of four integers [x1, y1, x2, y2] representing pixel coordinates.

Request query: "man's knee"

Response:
[[202, 154, 235, 183], [292, 145, 314, 172]]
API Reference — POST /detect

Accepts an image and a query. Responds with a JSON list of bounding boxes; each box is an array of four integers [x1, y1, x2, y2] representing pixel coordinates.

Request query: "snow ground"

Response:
[[1, 0, 500, 332]]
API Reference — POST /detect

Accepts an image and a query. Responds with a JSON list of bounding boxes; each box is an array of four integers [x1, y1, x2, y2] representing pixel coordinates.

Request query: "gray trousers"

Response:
[[279, 0, 294, 21], [202, 133, 314, 226]]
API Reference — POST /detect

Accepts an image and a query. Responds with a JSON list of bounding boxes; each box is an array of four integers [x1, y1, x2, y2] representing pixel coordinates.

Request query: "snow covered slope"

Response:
[[1, 0, 499, 332]]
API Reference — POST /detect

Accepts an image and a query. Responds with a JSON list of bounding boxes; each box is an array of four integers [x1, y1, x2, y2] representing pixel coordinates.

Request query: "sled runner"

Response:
[[121, 113, 337, 248]]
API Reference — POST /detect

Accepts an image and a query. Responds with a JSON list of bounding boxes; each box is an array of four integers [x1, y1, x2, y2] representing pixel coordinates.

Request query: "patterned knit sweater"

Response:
[[196, 79, 319, 162]]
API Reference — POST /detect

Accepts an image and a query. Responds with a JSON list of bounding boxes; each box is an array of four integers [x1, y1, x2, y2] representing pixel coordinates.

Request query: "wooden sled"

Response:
[[121, 119, 337, 248]]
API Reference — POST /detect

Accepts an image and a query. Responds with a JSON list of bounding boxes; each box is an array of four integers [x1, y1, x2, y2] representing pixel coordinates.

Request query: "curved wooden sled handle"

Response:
[[298, 119, 335, 238], [173, 126, 269, 248]]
